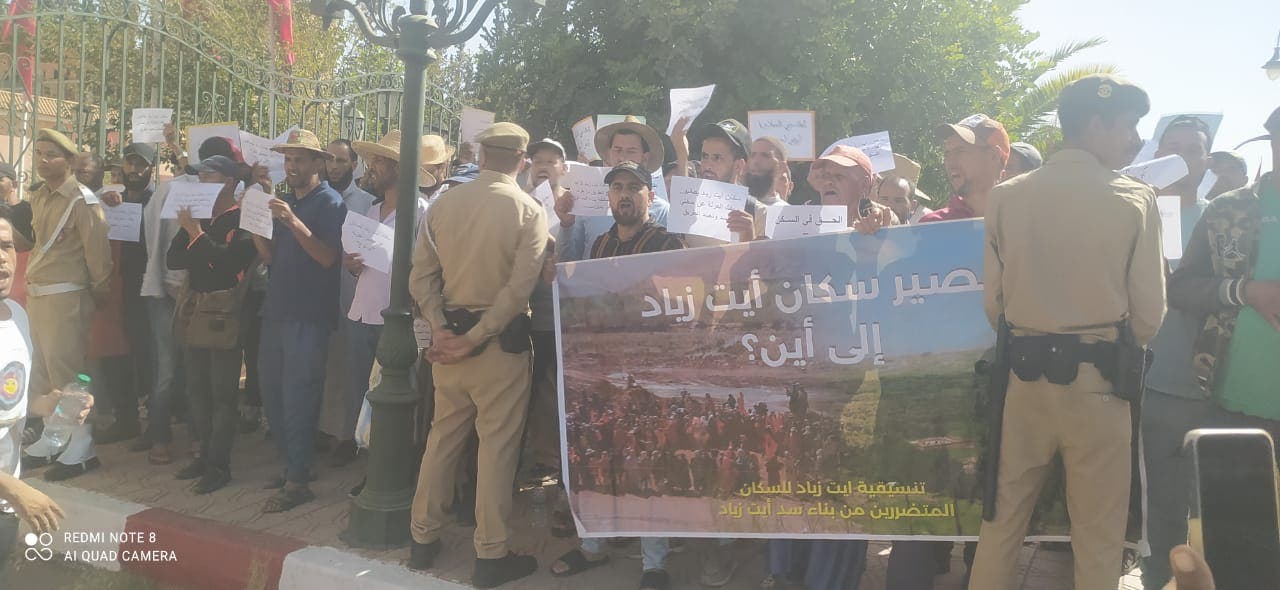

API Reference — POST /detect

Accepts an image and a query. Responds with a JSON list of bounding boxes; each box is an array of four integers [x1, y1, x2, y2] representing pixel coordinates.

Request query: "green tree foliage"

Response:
[[469, 0, 1103, 201]]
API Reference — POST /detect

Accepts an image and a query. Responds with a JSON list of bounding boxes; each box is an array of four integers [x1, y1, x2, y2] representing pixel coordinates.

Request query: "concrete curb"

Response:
[[24, 480, 452, 590]]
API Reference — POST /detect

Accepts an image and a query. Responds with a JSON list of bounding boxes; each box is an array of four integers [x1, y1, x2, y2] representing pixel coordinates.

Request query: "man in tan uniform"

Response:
[[20, 129, 112, 481], [407, 122, 546, 588], [971, 75, 1166, 590]]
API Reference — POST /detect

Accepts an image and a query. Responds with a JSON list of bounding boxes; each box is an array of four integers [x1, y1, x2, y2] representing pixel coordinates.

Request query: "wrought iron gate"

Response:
[[0, 0, 460, 190]]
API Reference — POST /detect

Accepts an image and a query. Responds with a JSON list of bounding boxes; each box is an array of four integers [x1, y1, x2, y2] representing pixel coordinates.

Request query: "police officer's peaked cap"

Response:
[[1057, 75, 1150, 122]]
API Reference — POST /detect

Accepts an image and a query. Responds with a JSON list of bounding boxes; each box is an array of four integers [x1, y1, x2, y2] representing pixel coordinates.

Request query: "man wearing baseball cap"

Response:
[[1005, 142, 1043, 179], [920, 114, 1010, 222], [555, 116, 670, 262], [1160, 105, 1280, 588], [93, 142, 164, 451], [550, 160, 683, 590], [251, 128, 347, 513], [523, 137, 570, 499], [671, 117, 761, 245], [20, 128, 111, 481], [408, 122, 545, 587], [972, 74, 1163, 590], [808, 144, 899, 233], [1206, 150, 1249, 199]]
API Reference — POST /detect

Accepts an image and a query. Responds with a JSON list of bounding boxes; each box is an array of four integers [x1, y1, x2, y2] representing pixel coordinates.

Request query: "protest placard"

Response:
[[667, 176, 748, 242], [159, 182, 224, 219], [1157, 196, 1183, 260], [764, 205, 848, 239], [1121, 154, 1189, 189], [554, 220, 1084, 540], [239, 130, 287, 184], [1197, 169, 1219, 200], [565, 165, 611, 217], [572, 116, 599, 161], [187, 122, 240, 160], [103, 202, 143, 242], [130, 108, 172, 144], [665, 85, 716, 135], [460, 107, 495, 145], [748, 110, 817, 161], [532, 180, 559, 229], [238, 187, 274, 239], [342, 211, 395, 274], [823, 131, 895, 173]]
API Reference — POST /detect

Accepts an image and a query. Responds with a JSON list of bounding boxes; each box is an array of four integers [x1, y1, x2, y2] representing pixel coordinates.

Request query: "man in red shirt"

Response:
[[919, 114, 1011, 222]]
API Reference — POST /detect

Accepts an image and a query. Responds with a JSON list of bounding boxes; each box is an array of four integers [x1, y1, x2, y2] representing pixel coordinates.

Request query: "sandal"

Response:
[[550, 548, 609, 578], [551, 510, 575, 538], [262, 486, 315, 513], [640, 569, 671, 590]]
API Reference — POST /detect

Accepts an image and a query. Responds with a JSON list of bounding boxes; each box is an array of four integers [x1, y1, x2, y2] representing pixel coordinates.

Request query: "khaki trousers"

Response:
[[27, 290, 94, 397], [410, 343, 532, 558], [969, 376, 1132, 590]]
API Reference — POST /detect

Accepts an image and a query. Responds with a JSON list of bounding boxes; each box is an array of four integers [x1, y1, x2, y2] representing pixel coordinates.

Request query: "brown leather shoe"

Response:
[[148, 443, 174, 465]]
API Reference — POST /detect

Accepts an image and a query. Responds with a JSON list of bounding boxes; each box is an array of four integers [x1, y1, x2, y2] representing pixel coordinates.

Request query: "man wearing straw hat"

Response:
[[408, 122, 545, 587], [250, 128, 347, 513], [553, 115, 669, 262], [342, 130, 434, 459]]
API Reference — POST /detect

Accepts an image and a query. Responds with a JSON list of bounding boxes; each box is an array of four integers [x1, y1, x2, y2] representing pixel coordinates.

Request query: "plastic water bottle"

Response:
[[43, 374, 92, 450], [529, 485, 548, 528]]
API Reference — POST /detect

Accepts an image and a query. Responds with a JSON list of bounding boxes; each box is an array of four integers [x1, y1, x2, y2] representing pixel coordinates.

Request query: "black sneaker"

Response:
[[407, 539, 442, 571], [193, 467, 231, 494], [472, 552, 536, 588], [95, 421, 141, 444], [349, 478, 366, 498], [44, 457, 102, 482], [175, 460, 207, 480]]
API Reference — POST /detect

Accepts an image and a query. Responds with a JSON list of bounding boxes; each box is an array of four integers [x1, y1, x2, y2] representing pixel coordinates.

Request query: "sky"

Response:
[[1018, 0, 1279, 175]]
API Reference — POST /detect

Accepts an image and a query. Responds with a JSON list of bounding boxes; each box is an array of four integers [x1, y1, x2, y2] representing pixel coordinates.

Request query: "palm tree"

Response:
[[1002, 37, 1118, 154]]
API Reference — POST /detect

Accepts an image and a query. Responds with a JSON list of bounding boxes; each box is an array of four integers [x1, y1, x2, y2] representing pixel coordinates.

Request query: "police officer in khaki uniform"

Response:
[[407, 122, 546, 588], [20, 129, 112, 481], [971, 75, 1166, 590]]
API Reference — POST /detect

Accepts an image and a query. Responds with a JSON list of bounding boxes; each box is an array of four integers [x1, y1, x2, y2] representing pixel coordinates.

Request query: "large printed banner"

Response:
[[554, 220, 1073, 540]]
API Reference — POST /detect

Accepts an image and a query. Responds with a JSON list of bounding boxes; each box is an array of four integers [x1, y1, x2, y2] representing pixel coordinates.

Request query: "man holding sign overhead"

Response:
[[251, 129, 346, 513]]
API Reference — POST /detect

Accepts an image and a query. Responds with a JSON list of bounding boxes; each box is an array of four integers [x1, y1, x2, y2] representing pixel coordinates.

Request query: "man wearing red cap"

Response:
[[809, 145, 898, 232], [920, 114, 1011, 222]]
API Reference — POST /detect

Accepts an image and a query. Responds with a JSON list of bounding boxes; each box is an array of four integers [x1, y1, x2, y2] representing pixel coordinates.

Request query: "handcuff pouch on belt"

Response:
[[443, 308, 533, 356]]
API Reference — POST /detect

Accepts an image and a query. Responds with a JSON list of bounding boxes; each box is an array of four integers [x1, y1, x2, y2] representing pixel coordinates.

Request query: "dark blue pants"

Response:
[[259, 320, 330, 484]]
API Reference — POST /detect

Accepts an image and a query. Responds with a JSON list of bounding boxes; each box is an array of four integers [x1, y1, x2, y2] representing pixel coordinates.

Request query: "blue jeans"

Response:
[[581, 537, 669, 572], [344, 320, 382, 440], [259, 320, 330, 484], [144, 296, 180, 443]]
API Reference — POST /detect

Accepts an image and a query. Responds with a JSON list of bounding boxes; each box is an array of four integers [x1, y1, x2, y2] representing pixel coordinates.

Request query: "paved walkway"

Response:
[[23, 419, 1147, 589]]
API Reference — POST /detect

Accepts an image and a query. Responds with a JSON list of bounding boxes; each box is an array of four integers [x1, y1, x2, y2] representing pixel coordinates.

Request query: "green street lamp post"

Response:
[[1265, 29, 1280, 81], [307, 0, 535, 548]]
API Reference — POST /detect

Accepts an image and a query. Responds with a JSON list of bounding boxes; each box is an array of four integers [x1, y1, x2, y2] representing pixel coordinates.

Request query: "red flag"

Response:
[[2, 0, 36, 96], [266, 0, 295, 66], [1, 0, 36, 41]]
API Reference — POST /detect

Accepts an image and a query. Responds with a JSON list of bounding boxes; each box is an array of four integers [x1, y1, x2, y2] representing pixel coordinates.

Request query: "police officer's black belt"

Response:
[[1007, 333, 1118, 386]]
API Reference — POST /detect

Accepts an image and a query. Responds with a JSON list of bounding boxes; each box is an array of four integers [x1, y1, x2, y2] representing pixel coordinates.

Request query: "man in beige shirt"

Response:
[[972, 75, 1166, 590], [20, 129, 112, 481], [407, 122, 546, 588]]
